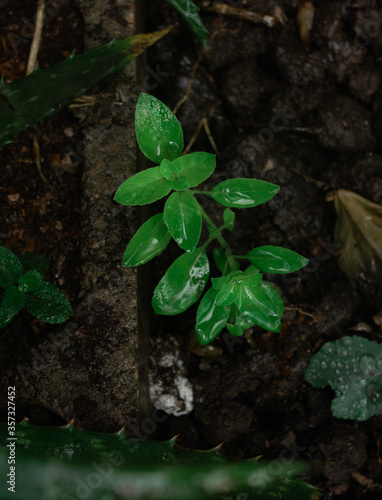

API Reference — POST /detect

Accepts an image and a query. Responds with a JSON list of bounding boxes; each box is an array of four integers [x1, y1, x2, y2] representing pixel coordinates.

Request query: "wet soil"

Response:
[[1, 0, 382, 499], [147, 1, 382, 498]]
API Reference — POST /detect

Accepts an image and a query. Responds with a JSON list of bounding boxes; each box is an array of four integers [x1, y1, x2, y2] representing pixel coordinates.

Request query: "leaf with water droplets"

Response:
[[0, 246, 24, 288], [26, 282, 72, 324], [135, 93, 184, 163], [0, 286, 25, 328], [305, 335, 382, 421], [152, 249, 209, 315]]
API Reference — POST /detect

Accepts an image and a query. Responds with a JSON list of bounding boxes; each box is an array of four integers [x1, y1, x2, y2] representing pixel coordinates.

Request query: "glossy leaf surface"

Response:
[[226, 306, 256, 337], [0, 30, 171, 148], [152, 249, 209, 315], [164, 191, 202, 251], [196, 287, 230, 344], [260, 281, 284, 317], [246, 246, 309, 274], [334, 189, 382, 283], [0, 286, 25, 328], [210, 178, 280, 208], [237, 285, 281, 332], [26, 282, 72, 324], [173, 152, 216, 188], [165, 0, 209, 48], [305, 335, 382, 421], [135, 93, 184, 163], [17, 270, 43, 293], [0, 246, 23, 288], [123, 213, 171, 267], [114, 167, 171, 206], [223, 208, 235, 231], [160, 159, 189, 190], [213, 248, 240, 274]]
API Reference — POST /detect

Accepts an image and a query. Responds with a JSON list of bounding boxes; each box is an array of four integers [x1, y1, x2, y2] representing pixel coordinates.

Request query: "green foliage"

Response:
[[0, 246, 72, 327], [0, 29, 171, 148], [0, 421, 319, 500], [165, 0, 209, 48], [305, 335, 382, 421], [114, 94, 309, 344]]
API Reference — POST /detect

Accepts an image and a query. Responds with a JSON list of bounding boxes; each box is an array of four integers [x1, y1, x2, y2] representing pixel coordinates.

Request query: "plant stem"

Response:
[[198, 204, 237, 273]]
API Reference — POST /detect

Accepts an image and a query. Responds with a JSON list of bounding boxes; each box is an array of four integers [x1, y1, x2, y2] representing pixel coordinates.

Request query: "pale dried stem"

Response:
[[26, 0, 46, 75]]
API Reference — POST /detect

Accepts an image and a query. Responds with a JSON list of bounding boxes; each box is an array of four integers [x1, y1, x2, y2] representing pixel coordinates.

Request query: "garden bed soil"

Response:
[[1, 0, 382, 499]]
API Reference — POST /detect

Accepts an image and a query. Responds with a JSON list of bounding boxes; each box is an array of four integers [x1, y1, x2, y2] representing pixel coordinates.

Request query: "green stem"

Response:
[[198, 204, 237, 274]]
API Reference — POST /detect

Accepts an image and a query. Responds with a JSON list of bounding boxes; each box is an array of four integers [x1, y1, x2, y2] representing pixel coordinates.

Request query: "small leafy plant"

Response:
[[115, 94, 309, 345], [0, 246, 72, 328], [305, 335, 382, 421]]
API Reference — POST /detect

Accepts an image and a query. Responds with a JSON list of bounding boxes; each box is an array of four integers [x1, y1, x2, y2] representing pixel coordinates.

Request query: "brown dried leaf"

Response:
[[334, 189, 382, 282]]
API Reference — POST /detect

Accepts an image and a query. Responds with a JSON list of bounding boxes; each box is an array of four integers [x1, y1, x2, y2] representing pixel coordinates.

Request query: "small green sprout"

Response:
[[305, 335, 382, 421], [114, 93, 309, 345], [0, 246, 72, 328]]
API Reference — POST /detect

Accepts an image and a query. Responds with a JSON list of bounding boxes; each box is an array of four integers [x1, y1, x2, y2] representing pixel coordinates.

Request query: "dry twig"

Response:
[[26, 0, 46, 75]]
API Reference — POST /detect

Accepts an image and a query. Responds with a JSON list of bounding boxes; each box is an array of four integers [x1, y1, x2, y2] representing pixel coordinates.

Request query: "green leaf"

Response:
[[0, 30, 171, 148], [196, 287, 230, 345], [260, 281, 284, 317], [135, 93, 184, 163], [165, 0, 209, 48], [209, 178, 280, 208], [244, 264, 262, 275], [114, 166, 171, 206], [305, 335, 382, 421], [0, 286, 25, 328], [236, 285, 282, 332], [0, 246, 24, 289], [122, 213, 172, 267], [159, 159, 189, 190], [26, 282, 72, 324], [164, 191, 202, 251], [246, 246, 309, 274], [17, 270, 43, 293], [223, 208, 235, 231], [173, 152, 216, 188], [212, 248, 240, 274], [212, 271, 241, 291], [152, 249, 209, 315], [215, 272, 263, 307], [226, 306, 256, 337]]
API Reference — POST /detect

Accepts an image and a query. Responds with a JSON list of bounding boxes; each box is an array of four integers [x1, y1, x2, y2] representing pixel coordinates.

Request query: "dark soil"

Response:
[[1, 0, 382, 499]]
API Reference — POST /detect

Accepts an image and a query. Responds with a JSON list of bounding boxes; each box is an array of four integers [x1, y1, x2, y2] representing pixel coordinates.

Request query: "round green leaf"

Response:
[[0, 286, 25, 328], [196, 287, 230, 345], [305, 335, 382, 421], [26, 282, 72, 324], [164, 191, 202, 251], [246, 246, 309, 274], [173, 152, 216, 188], [114, 166, 171, 206], [123, 213, 172, 267], [0, 246, 24, 289], [210, 178, 280, 208], [18, 270, 43, 293], [152, 249, 209, 315], [135, 93, 184, 163]]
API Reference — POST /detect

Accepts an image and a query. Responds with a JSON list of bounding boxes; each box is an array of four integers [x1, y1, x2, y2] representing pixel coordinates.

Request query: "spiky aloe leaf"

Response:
[[0, 421, 319, 500], [0, 27, 172, 147]]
